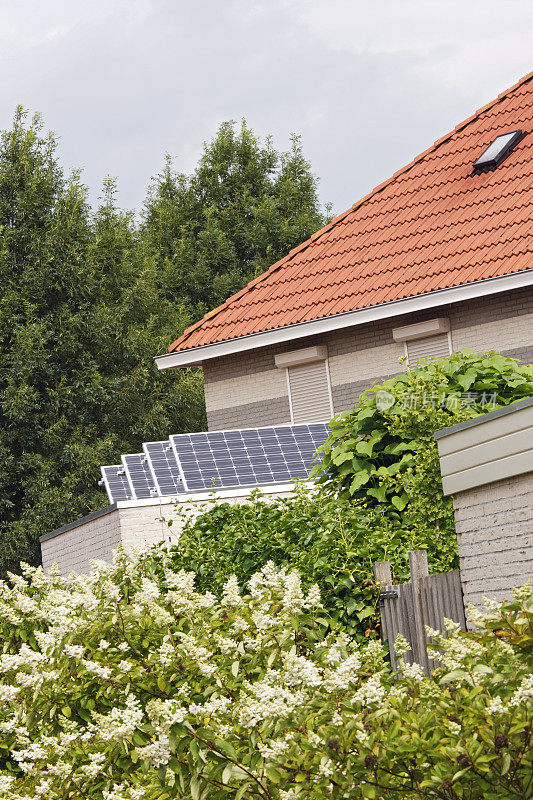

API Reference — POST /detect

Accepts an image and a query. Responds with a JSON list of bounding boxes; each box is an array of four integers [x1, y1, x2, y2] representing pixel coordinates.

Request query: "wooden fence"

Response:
[[374, 550, 466, 673]]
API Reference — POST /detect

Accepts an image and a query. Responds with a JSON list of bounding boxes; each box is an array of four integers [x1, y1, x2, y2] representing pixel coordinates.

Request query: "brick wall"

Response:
[[41, 488, 297, 574], [452, 472, 533, 609], [117, 502, 178, 552], [40, 507, 121, 574], [203, 287, 533, 430]]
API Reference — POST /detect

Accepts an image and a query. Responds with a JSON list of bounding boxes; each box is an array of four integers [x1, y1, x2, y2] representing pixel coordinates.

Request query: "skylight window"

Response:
[[473, 130, 523, 171]]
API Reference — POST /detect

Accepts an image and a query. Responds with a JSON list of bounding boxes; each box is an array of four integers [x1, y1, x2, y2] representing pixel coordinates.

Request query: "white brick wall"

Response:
[[41, 488, 296, 574], [452, 472, 533, 609], [40, 509, 121, 574]]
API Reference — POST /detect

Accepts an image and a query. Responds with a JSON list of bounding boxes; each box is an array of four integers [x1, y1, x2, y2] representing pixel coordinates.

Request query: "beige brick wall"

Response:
[[118, 502, 180, 552], [41, 508, 121, 574], [452, 472, 533, 609], [41, 488, 297, 574], [41, 504, 181, 574], [203, 287, 533, 430]]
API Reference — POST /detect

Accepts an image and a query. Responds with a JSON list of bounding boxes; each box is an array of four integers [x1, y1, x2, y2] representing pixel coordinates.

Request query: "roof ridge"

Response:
[[169, 70, 533, 353]]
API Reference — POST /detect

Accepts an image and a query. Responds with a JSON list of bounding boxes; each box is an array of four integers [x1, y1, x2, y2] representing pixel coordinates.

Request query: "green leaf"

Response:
[[501, 752, 511, 775], [265, 765, 281, 783], [391, 494, 408, 511], [350, 470, 370, 493], [190, 776, 201, 800], [235, 782, 251, 799]]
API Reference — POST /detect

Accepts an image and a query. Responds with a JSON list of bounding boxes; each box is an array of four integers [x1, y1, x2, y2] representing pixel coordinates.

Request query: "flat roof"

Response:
[[434, 395, 533, 440]]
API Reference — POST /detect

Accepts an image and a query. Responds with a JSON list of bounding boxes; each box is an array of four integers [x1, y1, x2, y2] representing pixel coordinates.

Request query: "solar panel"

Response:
[[170, 422, 329, 492], [122, 454, 158, 500], [143, 441, 185, 496], [100, 465, 133, 504]]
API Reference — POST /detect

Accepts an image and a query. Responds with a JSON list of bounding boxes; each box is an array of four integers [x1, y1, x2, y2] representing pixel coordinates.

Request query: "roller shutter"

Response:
[[406, 333, 451, 366], [288, 361, 333, 423]]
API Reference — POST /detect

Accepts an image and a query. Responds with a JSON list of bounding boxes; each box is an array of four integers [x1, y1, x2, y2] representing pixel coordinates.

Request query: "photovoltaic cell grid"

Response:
[[170, 423, 329, 492], [122, 454, 158, 500], [101, 465, 133, 503], [100, 423, 330, 503], [143, 441, 185, 496]]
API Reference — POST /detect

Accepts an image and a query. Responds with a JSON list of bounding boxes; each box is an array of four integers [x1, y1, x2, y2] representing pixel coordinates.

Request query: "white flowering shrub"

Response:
[[0, 549, 531, 799]]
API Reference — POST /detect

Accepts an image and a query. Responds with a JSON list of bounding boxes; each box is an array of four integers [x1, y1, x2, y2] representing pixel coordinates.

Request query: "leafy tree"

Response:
[[164, 487, 455, 641], [0, 110, 329, 573], [142, 121, 329, 319], [313, 351, 533, 540], [0, 551, 531, 799], [0, 109, 204, 572]]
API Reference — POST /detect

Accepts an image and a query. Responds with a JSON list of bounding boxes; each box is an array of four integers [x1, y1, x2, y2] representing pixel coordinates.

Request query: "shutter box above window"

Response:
[[275, 346, 332, 424], [392, 318, 451, 367], [275, 346, 328, 369], [392, 318, 450, 342]]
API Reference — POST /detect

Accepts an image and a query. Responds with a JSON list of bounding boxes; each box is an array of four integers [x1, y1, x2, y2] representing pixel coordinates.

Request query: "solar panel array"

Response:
[[101, 422, 329, 504], [143, 441, 185, 497], [171, 423, 329, 491]]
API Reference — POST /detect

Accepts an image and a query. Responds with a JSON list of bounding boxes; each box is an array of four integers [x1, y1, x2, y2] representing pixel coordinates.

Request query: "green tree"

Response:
[[0, 109, 204, 572], [142, 120, 329, 319], [0, 111, 328, 573]]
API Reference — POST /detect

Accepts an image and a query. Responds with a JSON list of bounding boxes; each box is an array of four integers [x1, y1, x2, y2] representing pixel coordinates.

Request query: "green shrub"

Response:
[[163, 487, 457, 640], [0, 552, 530, 799], [313, 351, 533, 539]]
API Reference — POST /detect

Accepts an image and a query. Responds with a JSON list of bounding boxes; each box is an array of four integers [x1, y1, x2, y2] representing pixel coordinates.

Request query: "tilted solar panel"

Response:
[[100, 465, 133, 504], [170, 422, 329, 492], [122, 454, 158, 500], [143, 441, 185, 496]]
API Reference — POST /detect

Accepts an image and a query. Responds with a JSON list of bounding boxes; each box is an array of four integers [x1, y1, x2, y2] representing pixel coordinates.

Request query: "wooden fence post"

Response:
[[375, 550, 466, 674], [408, 550, 430, 674], [373, 561, 392, 586]]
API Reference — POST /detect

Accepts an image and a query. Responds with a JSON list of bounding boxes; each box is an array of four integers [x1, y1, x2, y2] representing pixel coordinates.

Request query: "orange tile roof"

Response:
[[170, 72, 533, 354]]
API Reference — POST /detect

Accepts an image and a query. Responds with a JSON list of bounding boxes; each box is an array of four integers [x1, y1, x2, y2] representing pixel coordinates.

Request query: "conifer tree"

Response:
[[142, 121, 329, 318]]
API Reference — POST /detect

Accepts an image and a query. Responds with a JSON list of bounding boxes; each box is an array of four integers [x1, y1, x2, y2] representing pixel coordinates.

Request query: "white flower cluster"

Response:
[[282, 652, 323, 687], [92, 695, 144, 743], [257, 738, 289, 760], [509, 674, 533, 707], [353, 674, 386, 708], [238, 671, 306, 727], [0, 550, 529, 800]]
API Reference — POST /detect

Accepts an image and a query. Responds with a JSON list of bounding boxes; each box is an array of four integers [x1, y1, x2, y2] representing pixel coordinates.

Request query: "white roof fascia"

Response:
[[155, 271, 533, 370], [115, 481, 305, 508]]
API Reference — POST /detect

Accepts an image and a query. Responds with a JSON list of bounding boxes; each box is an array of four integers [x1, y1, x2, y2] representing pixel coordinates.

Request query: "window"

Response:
[[392, 318, 452, 367], [275, 346, 333, 424], [473, 130, 522, 171]]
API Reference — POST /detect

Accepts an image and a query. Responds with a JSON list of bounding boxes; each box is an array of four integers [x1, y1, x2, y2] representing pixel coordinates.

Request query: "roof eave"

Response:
[[155, 270, 533, 370]]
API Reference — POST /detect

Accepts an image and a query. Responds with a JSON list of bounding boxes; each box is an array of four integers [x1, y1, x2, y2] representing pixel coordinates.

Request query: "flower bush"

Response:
[[0, 550, 531, 799]]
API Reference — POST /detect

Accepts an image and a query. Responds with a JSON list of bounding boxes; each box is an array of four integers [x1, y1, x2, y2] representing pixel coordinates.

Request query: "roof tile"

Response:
[[170, 72, 533, 353]]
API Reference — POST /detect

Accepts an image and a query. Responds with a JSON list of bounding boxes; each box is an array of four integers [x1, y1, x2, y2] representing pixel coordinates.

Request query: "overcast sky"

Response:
[[1, 0, 532, 215]]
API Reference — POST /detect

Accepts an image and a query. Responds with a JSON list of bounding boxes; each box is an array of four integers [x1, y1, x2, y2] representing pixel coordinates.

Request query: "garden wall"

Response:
[[40, 484, 295, 574], [435, 396, 533, 609]]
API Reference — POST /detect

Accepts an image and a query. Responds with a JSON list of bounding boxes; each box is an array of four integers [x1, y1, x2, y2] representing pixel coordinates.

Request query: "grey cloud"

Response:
[[0, 0, 531, 214]]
